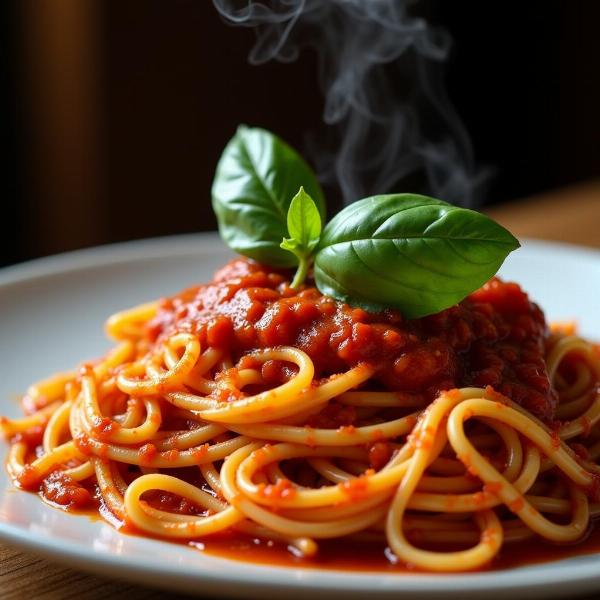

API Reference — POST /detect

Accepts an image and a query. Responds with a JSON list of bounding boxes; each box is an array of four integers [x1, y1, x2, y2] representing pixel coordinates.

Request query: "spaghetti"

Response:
[[2, 258, 600, 572]]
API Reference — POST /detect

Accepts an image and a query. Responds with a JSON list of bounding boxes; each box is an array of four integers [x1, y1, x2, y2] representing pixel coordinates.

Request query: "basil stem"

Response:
[[291, 254, 311, 289]]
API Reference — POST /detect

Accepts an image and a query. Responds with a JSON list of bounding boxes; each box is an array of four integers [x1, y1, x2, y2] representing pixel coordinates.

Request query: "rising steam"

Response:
[[213, 0, 485, 207]]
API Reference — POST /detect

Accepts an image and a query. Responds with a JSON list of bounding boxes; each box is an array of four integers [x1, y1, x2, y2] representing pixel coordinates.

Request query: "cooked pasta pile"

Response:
[[2, 260, 600, 572]]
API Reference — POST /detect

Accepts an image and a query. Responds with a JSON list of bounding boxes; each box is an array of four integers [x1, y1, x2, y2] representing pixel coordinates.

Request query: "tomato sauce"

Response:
[[148, 259, 555, 421], [35, 485, 600, 574], [102, 513, 600, 573], [195, 523, 600, 572], [40, 471, 92, 508]]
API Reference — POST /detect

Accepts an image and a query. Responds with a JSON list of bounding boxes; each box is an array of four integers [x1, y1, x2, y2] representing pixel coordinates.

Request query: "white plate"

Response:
[[1, 234, 600, 599]]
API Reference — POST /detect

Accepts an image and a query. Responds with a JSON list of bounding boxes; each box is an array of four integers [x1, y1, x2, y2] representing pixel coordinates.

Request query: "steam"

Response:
[[213, 0, 485, 207]]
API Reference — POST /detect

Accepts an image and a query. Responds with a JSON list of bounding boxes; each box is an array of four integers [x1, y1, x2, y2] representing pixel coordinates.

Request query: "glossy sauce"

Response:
[[118, 514, 600, 573], [196, 525, 600, 572], [32, 489, 600, 574], [149, 259, 554, 420]]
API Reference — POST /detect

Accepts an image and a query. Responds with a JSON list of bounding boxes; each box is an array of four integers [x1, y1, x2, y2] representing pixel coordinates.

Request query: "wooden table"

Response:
[[487, 180, 600, 249], [2, 180, 600, 599]]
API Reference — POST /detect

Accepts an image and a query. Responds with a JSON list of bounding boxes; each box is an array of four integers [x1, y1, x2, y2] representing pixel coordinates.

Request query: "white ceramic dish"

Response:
[[1, 234, 599, 599]]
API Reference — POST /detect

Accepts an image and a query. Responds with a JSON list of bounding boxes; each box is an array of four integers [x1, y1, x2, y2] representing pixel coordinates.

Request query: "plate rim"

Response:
[[2, 515, 600, 600]]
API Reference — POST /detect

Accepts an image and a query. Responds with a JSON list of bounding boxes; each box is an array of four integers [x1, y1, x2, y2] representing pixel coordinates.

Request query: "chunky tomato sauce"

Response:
[[40, 471, 92, 508], [148, 259, 554, 421]]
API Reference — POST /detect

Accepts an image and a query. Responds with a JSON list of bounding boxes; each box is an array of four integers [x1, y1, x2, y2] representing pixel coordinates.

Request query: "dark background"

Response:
[[3, 0, 599, 267]]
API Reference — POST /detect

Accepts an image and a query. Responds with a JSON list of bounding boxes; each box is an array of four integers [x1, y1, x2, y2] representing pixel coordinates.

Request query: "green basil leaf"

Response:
[[280, 238, 300, 252], [211, 126, 326, 267], [313, 193, 520, 318], [285, 187, 322, 254], [280, 187, 323, 289]]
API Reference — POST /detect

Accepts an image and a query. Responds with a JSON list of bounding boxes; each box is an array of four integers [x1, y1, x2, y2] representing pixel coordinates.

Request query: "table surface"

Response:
[[2, 180, 600, 600]]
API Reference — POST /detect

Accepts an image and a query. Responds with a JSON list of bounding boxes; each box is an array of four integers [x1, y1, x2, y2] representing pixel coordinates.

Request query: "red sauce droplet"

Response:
[[74, 433, 93, 456], [164, 448, 180, 462], [483, 481, 503, 496], [191, 444, 209, 461], [11, 424, 45, 447], [508, 496, 525, 513], [41, 471, 92, 508], [550, 430, 561, 450], [142, 490, 203, 515], [16, 464, 40, 490], [339, 471, 373, 501], [91, 417, 119, 440], [257, 479, 296, 502], [369, 442, 393, 471], [138, 443, 158, 466]]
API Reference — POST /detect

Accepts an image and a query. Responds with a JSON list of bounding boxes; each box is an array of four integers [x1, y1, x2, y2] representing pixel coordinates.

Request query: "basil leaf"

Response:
[[280, 238, 300, 252], [284, 187, 322, 254], [280, 187, 322, 288], [211, 126, 326, 267], [313, 194, 520, 318]]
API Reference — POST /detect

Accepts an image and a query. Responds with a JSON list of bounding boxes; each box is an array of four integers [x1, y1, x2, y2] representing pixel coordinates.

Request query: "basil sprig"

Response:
[[280, 187, 322, 289], [211, 127, 520, 318], [212, 126, 326, 267]]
